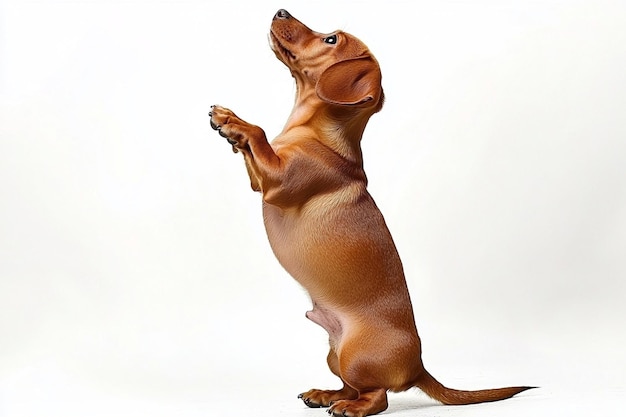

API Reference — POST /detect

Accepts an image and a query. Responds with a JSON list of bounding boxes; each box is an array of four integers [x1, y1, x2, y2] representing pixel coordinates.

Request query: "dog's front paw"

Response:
[[208, 105, 249, 153]]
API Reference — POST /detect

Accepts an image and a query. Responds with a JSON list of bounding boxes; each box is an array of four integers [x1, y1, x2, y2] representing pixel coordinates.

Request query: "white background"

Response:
[[1, 0, 625, 416]]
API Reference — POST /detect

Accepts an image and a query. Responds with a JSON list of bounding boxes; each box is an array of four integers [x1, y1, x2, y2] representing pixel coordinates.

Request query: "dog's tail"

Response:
[[414, 369, 535, 405]]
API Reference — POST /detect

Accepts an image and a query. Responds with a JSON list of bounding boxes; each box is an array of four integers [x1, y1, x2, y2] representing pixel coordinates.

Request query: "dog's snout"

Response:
[[274, 9, 291, 20]]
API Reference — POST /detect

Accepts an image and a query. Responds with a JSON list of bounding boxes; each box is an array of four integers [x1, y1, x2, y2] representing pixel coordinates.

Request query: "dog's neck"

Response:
[[281, 83, 375, 166]]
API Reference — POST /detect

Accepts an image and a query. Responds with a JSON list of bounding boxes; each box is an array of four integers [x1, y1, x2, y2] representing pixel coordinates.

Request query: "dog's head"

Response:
[[269, 9, 384, 113]]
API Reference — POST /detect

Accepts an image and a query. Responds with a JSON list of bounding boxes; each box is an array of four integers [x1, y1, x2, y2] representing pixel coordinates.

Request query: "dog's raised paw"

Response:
[[208, 105, 246, 151]]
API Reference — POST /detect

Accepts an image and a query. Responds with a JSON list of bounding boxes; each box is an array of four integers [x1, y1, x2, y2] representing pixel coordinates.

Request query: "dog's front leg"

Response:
[[209, 105, 279, 192]]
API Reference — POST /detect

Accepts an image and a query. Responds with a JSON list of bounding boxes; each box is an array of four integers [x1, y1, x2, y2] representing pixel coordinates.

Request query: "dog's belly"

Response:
[[262, 198, 372, 291], [263, 201, 352, 344], [261, 202, 312, 282], [261, 190, 413, 342], [262, 191, 404, 286]]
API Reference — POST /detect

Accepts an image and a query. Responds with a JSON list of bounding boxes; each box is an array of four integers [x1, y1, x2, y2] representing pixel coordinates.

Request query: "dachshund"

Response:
[[209, 9, 532, 417]]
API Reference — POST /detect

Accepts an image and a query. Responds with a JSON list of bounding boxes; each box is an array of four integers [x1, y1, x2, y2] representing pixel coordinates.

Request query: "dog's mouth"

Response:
[[270, 31, 296, 62]]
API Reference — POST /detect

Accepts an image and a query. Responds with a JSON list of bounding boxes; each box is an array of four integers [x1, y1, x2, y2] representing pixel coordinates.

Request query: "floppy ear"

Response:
[[316, 57, 382, 106]]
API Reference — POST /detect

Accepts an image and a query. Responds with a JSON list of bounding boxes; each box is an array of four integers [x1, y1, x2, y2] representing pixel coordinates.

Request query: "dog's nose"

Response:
[[274, 9, 291, 20]]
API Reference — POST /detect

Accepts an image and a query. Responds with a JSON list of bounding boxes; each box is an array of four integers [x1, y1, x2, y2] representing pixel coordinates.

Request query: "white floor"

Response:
[[1, 301, 624, 417], [2, 366, 623, 417]]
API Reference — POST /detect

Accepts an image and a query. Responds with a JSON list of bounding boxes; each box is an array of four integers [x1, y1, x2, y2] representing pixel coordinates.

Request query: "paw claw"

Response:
[[304, 399, 321, 408]]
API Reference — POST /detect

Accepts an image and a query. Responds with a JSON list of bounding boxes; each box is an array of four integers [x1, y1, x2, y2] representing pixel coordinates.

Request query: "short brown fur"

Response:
[[209, 9, 532, 417]]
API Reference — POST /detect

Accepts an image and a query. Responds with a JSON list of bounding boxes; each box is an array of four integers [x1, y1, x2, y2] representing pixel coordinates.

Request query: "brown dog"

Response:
[[209, 9, 532, 417]]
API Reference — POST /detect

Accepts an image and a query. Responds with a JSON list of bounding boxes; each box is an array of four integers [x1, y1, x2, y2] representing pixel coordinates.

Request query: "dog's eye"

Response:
[[323, 35, 338, 45]]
